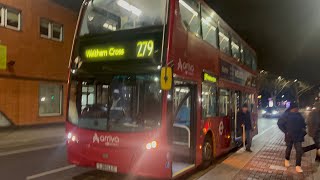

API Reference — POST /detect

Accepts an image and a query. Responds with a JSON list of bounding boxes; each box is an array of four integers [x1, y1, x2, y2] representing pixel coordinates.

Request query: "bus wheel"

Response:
[[201, 135, 213, 168]]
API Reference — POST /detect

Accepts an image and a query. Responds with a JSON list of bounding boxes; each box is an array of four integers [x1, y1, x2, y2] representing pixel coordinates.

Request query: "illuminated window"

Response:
[[244, 49, 253, 68], [231, 40, 241, 60], [219, 29, 230, 55], [39, 84, 63, 117], [179, 0, 201, 36], [252, 55, 257, 70], [201, 6, 218, 48], [202, 83, 217, 118], [219, 89, 230, 116], [40, 18, 63, 41]]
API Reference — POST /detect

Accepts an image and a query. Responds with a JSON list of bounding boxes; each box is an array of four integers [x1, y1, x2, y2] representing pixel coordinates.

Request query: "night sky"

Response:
[[206, 0, 320, 83], [55, 0, 320, 83]]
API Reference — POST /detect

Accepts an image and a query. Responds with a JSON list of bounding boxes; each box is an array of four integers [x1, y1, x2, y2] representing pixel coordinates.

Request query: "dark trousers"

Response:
[[285, 141, 303, 166], [245, 130, 252, 149]]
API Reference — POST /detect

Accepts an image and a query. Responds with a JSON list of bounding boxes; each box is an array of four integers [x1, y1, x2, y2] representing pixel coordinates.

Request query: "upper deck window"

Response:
[[179, 0, 201, 36], [231, 40, 241, 60], [80, 0, 167, 36], [201, 6, 218, 48], [219, 29, 230, 55], [244, 49, 252, 68]]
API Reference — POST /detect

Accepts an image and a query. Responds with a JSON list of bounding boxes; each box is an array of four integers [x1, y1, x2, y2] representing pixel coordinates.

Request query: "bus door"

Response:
[[232, 91, 242, 144], [171, 82, 197, 177]]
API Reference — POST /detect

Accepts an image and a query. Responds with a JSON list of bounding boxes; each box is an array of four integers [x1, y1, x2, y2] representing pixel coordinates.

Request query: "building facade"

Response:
[[0, 0, 77, 126]]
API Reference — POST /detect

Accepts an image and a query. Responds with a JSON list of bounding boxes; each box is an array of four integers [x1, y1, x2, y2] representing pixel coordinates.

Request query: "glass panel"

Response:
[[174, 86, 191, 127], [231, 41, 241, 60], [244, 49, 252, 68], [179, 0, 200, 36], [68, 74, 162, 132], [240, 48, 245, 64], [219, 30, 230, 55], [39, 84, 62, 116], [252, 55, 257, 70], [202, 83, 217, 118], [40, 19, 50, 37], [201, 6, 217, 47], [0, 7, 3, 26], [52, 23, 62, 40], [219, 89, 230, 116], [6, 8, 20, 29], [80, 0, 167, 36]]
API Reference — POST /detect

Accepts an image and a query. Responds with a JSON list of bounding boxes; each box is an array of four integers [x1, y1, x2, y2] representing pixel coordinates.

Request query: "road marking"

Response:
[[0, 143, 64, 157], [26, 165, 76, 180], [253, 125, 276, 140]]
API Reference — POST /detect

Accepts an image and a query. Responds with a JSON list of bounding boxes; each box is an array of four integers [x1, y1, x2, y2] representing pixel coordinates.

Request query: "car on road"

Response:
[[262, 107, 281, 118]]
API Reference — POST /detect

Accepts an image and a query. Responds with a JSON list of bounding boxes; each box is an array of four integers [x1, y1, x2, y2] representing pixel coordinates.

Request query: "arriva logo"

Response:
[[93, 133, 120, 146], [177, 59, 194, 75]]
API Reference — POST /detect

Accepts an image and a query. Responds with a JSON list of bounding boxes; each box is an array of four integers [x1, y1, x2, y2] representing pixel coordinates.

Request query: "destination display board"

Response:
[[83, 40, 155, 61]]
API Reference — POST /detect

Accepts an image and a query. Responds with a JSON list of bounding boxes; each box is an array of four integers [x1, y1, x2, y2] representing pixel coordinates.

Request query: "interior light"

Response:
[[117, 0, 142, 16], [179, 0, 198, 16]]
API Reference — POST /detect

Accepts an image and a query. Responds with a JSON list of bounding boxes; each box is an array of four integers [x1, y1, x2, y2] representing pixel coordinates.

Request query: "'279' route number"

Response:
[[137, 40, 154, 58]]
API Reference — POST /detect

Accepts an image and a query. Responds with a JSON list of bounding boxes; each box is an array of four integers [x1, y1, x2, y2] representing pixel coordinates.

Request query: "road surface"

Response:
[[0, 117, 277, 180]]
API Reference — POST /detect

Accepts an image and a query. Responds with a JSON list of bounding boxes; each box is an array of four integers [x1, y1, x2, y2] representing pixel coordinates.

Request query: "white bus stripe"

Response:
[[0, 143, 64, 157], [26, 165, 76, 180]]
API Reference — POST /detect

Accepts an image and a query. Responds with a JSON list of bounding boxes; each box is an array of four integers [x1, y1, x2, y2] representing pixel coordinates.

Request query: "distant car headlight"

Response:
[[262, 110, 267, 114], [306, 106, 311, 111], [312, 107, 316, 110], [272, 110, 278, 115]]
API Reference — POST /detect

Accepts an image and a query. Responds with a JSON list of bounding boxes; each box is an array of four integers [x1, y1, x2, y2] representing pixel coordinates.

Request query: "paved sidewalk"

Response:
[[0, 124, 65, 151], [198, 125, 320, 180]]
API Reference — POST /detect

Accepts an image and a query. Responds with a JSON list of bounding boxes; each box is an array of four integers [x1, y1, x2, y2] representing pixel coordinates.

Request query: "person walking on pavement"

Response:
[[277, 103, 306, 173], [238, 103, 253, 152], [306, 102, 320, 162]]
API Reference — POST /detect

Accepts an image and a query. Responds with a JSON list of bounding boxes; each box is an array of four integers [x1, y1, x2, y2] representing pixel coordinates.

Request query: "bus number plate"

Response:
[[96, 163, 118, 173]]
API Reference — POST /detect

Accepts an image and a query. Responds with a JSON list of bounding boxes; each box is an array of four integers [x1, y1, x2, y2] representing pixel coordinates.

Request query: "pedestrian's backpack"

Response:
[[307, 110, 320, 136]]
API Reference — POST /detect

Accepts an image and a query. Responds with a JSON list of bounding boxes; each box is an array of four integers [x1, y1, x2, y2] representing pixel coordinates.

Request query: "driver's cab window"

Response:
[[174, 86, 191, 127]]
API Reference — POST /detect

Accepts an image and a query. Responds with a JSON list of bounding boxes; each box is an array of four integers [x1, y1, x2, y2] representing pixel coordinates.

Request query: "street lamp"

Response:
[[282, 95, 285, 98], [294, 79, 298, 82]]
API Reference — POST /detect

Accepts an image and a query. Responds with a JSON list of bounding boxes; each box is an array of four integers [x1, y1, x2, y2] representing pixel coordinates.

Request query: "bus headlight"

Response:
[[146, 141, 158, 150], [67, 132, 79, 143], [272, 110, 278, 115], [67, 132, 72, 139], [262, 110, 267, 114]]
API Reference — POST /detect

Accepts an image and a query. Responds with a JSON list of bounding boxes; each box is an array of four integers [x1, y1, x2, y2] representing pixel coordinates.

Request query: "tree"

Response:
[[257, 71, 291, 105]]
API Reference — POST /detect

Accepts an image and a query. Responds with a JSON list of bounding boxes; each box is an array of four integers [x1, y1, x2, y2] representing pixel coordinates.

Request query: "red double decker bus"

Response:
[[66, 0, 258, 179]]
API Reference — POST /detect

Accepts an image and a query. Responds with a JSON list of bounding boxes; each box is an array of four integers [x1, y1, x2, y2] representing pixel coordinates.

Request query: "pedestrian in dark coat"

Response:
[[306, 102, 320, 161], [277, 103, 306, 173], [237, 104, 253, 152]]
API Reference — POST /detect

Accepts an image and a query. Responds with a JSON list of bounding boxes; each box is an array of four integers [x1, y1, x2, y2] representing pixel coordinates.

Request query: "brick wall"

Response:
[[0, 0, 77, 125]]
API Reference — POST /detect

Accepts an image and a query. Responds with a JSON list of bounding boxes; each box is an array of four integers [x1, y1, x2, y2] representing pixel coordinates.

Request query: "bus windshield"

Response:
[[80, 0, 167, 36], [68, 74, 162, 132]]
